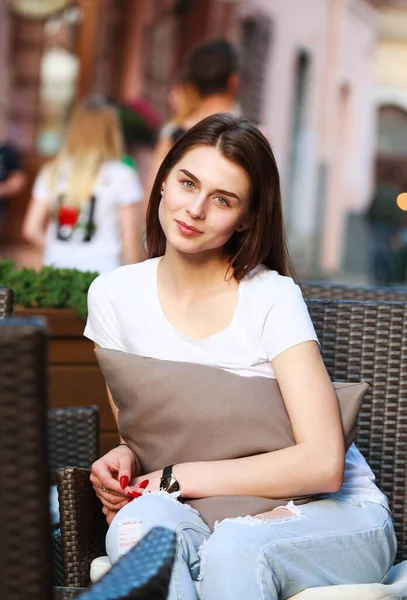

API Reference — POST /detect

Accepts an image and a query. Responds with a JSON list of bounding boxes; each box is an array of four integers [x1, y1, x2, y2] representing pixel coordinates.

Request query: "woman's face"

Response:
[[158, 145, 251, 256]]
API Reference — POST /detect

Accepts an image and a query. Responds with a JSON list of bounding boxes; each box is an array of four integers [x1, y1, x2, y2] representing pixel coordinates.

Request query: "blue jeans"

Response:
[[106, 493, 397, 600]]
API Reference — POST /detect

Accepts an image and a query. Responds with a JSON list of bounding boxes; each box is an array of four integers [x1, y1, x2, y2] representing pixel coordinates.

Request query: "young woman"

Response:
[[23, 96, 143, 273], [86, 114, 396, 599]]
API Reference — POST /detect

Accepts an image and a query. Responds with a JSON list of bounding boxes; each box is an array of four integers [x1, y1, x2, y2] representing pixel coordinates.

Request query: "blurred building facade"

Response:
[[0, 0, 237, 264], [0, 0, 387, 282], [373, 0, 407, 184], [238, 0, 378, 279]]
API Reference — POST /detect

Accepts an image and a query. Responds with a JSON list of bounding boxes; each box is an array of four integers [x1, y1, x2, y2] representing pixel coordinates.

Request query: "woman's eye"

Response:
[[216, 196, 229, 207], [182, 180, 195, 189]]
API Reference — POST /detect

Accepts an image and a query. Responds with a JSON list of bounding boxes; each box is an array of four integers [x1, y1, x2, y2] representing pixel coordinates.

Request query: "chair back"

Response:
[[306, 299, 407, 562], [48, 406, 99, 484], [303, 281, 407, 302], [0, 317, 53, 600], [0, 287, 14, 318]]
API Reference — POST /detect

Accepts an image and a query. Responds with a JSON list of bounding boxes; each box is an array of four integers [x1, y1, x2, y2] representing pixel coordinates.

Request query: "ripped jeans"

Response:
[[106, 493, 397, 600]]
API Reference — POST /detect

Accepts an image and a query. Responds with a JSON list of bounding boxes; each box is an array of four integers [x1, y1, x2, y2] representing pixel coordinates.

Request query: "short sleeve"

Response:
[[32, 166, 51, 204], [110, 163, 143, 206], [84, 273, 126, 350], [262, 279, 319, 362]]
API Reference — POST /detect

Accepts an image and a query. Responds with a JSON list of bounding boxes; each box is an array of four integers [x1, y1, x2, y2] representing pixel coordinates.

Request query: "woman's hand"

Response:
[[102, 506, 119, 526], [126, 470, 162, 496], [91, 445, 136, 511]]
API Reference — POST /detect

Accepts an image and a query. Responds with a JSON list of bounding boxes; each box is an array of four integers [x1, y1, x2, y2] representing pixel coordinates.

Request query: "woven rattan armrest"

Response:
[[48, 406, 99, 485], [57, 467, 108, 587]]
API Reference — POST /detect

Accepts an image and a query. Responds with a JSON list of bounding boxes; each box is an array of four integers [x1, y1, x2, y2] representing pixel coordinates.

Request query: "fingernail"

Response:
[[120, 475, 129, 489], [127, 491, 142, 498], [138, 479, 149, 489]]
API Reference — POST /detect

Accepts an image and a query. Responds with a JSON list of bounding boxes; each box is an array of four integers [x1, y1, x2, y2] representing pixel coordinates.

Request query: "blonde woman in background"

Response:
[[23, 96, 144, 273]]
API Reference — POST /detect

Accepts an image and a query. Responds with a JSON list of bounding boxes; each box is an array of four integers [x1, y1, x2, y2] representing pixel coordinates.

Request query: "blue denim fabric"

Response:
[[106, 493, 210, 599], [106, 494, 396, 600]]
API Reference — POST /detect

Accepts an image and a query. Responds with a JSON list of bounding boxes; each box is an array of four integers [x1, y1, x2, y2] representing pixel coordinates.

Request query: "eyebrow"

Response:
[[179, 169, 241, 202]]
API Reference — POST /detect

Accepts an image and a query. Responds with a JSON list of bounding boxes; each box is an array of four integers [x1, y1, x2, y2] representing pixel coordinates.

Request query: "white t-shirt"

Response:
[[84, 257, 389, 510], [33, 160, 143, 273]]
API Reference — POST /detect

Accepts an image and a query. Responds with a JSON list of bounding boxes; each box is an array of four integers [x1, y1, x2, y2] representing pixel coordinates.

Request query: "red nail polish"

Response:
[[127, 490, 142, 498], [120, 476, 129, 490], [138, 479, 149, 489]]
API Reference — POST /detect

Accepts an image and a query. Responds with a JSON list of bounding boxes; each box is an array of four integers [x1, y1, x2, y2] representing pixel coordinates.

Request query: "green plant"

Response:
[[0, 260, 99, 320]]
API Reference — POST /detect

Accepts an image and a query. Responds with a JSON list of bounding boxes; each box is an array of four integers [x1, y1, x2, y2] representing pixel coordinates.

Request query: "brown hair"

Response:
[[146, 113, 296, 281], [186, 41, 239, 98]]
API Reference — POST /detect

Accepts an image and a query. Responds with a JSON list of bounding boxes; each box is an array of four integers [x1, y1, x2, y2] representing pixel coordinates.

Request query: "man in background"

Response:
[[147, 40, 240, 205], [181, 39, 240, 130], [0, 106, 26, 238]]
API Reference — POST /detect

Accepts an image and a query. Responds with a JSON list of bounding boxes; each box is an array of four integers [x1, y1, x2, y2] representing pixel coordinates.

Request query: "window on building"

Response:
[[377, 105, 407, 156], [286, 50, 311, 231], [239, 15, 271, 124]]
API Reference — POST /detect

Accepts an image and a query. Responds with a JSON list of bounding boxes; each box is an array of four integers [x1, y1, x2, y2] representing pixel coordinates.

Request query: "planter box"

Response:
[[14, 307, 118, 456]]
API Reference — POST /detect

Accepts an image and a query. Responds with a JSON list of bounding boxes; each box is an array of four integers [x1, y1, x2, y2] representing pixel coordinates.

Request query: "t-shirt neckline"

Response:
[[151, 256, 243, 344]]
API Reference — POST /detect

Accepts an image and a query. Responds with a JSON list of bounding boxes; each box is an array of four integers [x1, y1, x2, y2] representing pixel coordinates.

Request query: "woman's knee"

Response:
[[201, 520, 258, 575], [106, 493, 195, 563], [200, 521, 280, 599]]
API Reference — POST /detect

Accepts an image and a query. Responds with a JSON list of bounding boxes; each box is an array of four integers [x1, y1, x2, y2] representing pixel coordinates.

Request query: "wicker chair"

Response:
[[48, 406, 99, 484], [301, 280, 407, 302], [0, 316, 53, 600], [0, 286, 14, 318], [50, 406, 100, 586], [0, 289, 100, 481], [54, 526, 176, 600], [76, 526, 176, 600], [56, 299, 407, 587], [0, 285, 100, 584]]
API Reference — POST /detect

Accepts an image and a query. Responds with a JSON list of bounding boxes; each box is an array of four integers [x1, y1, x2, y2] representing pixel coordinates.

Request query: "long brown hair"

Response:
[[146, 113, 296, 280]]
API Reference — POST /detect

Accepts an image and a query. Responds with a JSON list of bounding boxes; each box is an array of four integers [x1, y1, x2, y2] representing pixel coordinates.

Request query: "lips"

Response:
[[175, 220, 203, 235]]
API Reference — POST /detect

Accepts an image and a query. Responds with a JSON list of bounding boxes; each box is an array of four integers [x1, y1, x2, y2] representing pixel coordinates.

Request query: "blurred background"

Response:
[[0, 0, 407, 285]]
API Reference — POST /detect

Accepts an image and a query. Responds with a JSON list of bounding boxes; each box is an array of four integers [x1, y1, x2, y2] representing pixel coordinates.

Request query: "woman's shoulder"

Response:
[[96, 160, 143, 202], [98, 159, 140, 182], [88, 258, 159, 301], [243, 265, 302, 306]]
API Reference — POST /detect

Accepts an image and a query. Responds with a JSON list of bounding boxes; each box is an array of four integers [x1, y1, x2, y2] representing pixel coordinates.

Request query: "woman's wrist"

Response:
[[115, 441, 140, 475], [172, 462, 206, 498]]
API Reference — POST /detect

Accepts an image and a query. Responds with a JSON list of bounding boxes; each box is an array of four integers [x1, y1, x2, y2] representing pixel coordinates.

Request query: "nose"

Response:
[[186, 195, 206, 220]]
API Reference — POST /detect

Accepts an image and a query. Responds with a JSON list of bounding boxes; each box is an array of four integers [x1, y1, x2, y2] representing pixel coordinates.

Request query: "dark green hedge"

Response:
[[0, 260, 99, 320]]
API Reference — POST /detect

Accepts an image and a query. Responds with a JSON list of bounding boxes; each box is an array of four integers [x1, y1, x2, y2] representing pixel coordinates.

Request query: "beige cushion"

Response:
[[95, 349, 368, 529], [90, 557, 407, 598]]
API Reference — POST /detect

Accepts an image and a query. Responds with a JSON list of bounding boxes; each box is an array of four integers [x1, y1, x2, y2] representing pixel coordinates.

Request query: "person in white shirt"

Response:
[[23, 96, 143, 273], [86, 114, 396, 599]]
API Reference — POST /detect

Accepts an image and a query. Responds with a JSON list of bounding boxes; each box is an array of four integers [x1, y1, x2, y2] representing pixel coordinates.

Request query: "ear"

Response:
[[236, 220, 251, 233], [236, 212, 253, 233], [160, 181, 166, 195]]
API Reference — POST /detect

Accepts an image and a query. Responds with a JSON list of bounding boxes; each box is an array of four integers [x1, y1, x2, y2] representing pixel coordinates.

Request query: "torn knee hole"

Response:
[[117, 520, 143, 556]]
